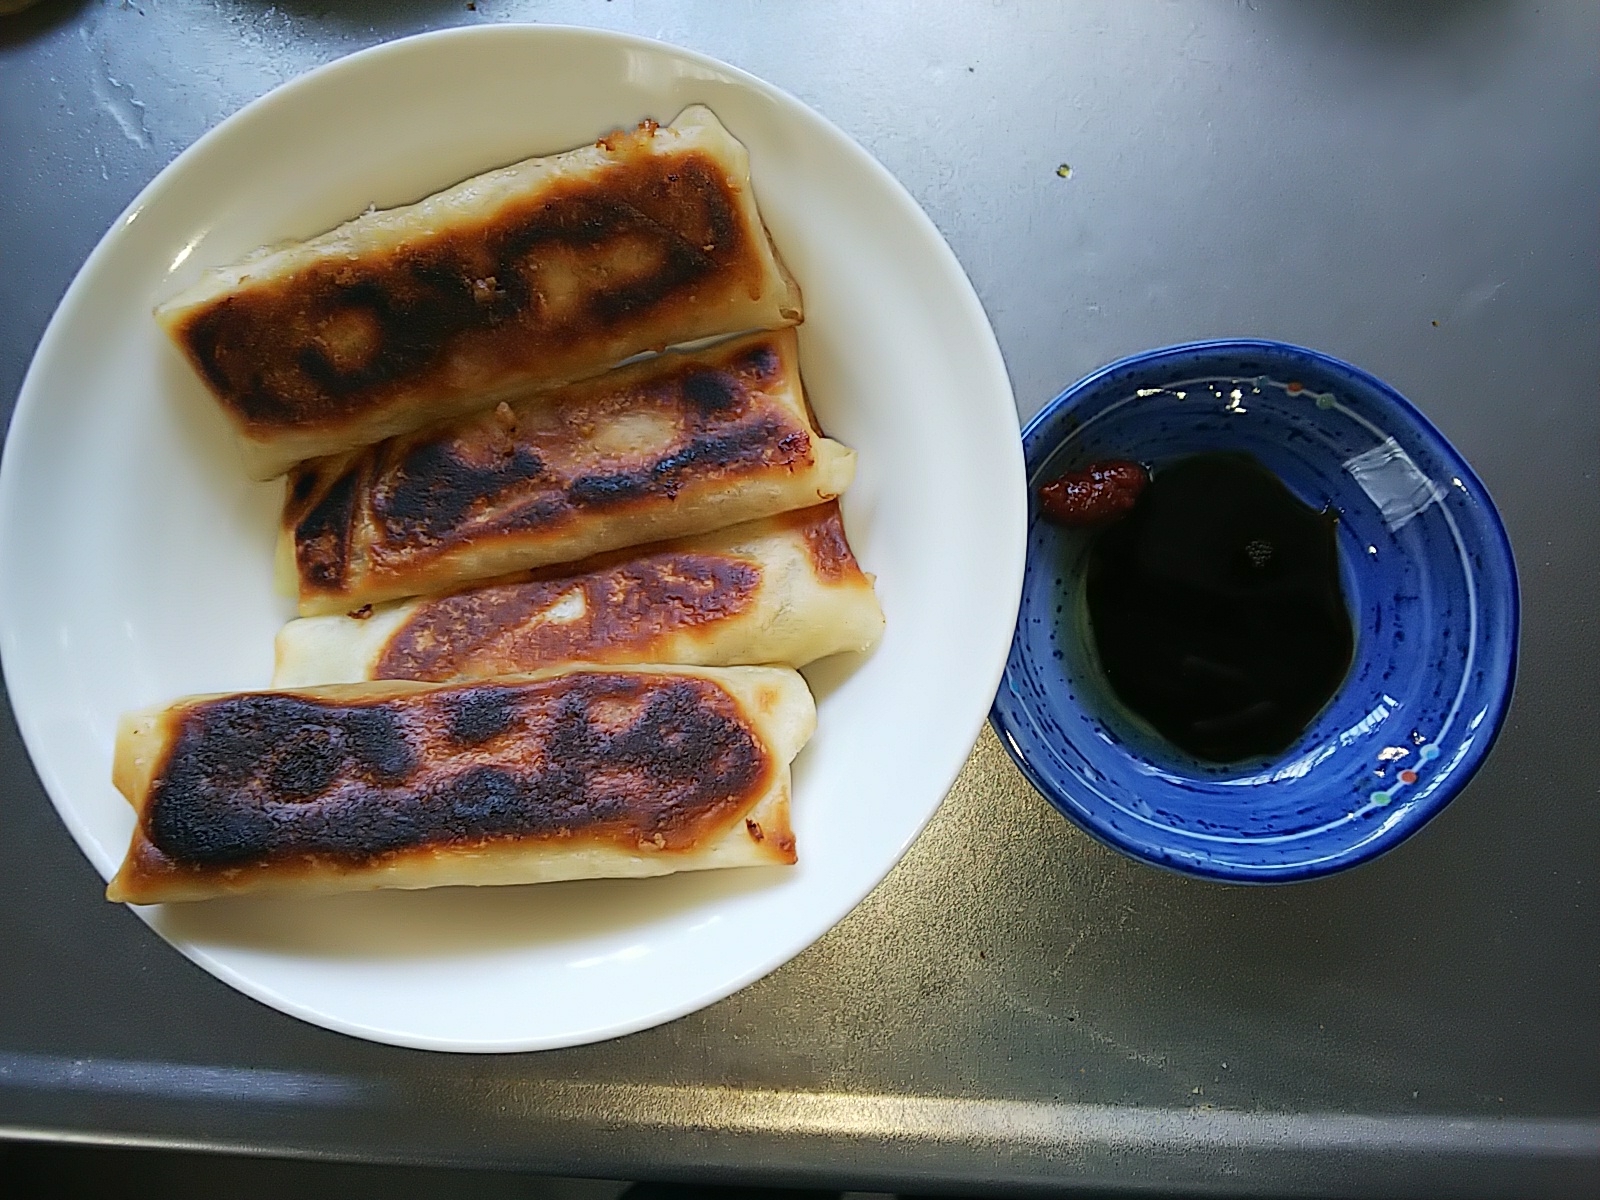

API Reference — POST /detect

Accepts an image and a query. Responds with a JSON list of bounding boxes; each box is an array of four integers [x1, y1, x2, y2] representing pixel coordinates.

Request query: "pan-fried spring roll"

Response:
[[107, 665, 813, 904], [273, 503, 884, 687], [280, 328, 855, 616], [156, 105, 803, 479]]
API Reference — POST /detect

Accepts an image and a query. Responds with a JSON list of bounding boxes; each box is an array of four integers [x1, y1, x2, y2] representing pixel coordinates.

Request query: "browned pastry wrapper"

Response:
[[107, 665, 813, 904], [278, 327, 854, 615], [156, 105, 803, 479], [272, 503, 883, 686]]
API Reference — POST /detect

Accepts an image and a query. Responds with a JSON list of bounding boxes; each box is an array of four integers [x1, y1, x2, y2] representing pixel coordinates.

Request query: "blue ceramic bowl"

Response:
[[990, 340, 1518, 882]]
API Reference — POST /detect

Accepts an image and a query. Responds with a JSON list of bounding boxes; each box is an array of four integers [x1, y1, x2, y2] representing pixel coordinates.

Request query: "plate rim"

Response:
[[0, 22, 1026, 1050]]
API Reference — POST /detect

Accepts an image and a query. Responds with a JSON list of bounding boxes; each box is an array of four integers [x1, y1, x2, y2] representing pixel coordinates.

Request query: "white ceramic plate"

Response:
[[0, 25, 1024, 1051]]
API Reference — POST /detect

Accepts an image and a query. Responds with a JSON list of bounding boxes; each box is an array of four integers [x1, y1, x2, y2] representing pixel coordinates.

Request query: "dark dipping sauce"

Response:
[[1084, 452, 1353, 763]]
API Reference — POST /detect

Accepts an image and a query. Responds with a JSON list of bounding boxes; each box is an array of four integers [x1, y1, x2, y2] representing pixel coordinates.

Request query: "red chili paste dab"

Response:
[[1037, 460, 1149, 528]]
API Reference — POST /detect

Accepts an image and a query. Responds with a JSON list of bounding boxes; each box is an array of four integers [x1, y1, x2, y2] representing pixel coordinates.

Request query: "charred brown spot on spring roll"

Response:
[[357, 338, 798, 552], [135, 673, 771, 880], [279, 328, 848, 618], [365, 417, 808, 553], [782, 502, 861, 583], [291, 461, 363, 592], [375, 552, 762, 682], [171, 151, 757, 435], [279, 331, 799, 555]]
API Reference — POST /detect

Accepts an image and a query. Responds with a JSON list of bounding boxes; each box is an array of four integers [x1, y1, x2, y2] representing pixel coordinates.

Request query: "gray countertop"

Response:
[[1, 1, 1596, 1195]]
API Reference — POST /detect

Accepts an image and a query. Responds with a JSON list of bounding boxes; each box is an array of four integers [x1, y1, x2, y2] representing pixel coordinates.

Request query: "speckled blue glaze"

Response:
[[990, 341, 1519, 882]]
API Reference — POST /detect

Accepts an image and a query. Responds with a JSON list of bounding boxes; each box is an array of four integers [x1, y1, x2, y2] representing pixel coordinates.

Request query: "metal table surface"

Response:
[[1, 2, 1596, 1196]]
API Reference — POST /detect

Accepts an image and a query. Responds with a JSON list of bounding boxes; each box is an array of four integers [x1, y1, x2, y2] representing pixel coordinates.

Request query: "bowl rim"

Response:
[[992, 337, 1520, 884]]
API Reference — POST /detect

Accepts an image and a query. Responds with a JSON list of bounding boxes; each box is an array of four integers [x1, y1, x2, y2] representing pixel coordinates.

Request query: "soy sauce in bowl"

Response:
[[1077, 453, 1353, 763]]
